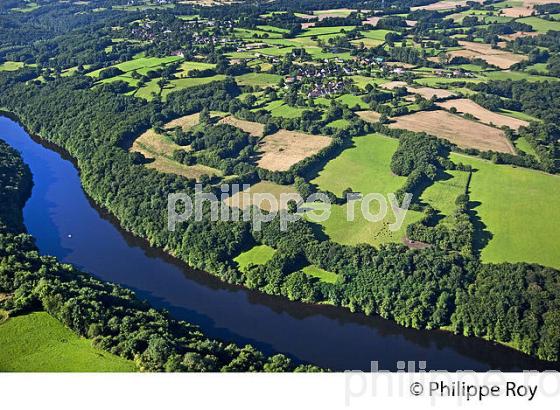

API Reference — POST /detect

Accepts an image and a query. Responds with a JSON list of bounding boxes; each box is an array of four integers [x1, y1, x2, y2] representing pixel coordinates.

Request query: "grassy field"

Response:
[[262, 100, 308, 118], [235, 72, 283, 87], [421, 170, 470, 218], [87, 55, 182, 78], [301, 265, 339, 284], [0, 312, 135, 372], [176, 60, 216, 73], [514, 137, 539, 158], [350, 75, 389, 89], [234, 28, 284, 39], [351, 38, 384, 48], [0, 61, 25, 71], [500, 108, 540, 122], [310, 133, 423, 246], [234, 245, 276, 272], [134, 78, 161, 100], [327, 119, 352, 129], [297, 26, 356, 38], [336, 93, 369, 109], [256, 25, 290, 34], [131, 127, 221, 181], [161, 75, 226, 99], [517, 16, 560, 33], [451, 153, 560, 269], [524, 62, 549, 75], [224, 181, 298, 211], [482, 70, 558, 82], [414, 76, 484, 88], [360, 29, 394, 41]]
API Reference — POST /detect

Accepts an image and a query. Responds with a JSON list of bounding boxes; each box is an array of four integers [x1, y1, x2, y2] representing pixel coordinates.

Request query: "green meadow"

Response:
[[134, 75, 225, 100], [360, 29, 394, 41], [517, 16, 560, 33], [310, 133, 423, 246], [336, 93, 369, 109], [0, 61, 24, 71], [262, 100, 308, 118], [482, 70, 558, 82], [87, 55, 182, 78], [514, 137, 539, 158], [234, 28, 284, 39], [451, 153, 560, 269], [350, 75, 389, 89], [327, 119, 352, 129], [0, 312, 135, 372], [421, 170, 470, 218], [256, 25, 290, 34], [297, 26, 356, 38], [235, 72, 283, 87], [301, 265, 339, 284], [234, 245, 276, 272]]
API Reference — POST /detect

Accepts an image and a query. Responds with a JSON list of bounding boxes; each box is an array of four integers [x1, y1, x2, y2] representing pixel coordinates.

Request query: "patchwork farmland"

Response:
[[3, 0, 560, 374]]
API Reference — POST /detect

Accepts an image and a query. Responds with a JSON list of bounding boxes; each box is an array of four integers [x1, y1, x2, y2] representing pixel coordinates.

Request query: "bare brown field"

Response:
[[146, 157, 221, 181], [412, 0, 483, 11], [295, 12, 317, 20], [356, 110, 381, 123], [380, 80, 407, 90], [363, 16, 380, 26], [314, 8, 356, 20], [351, 38, 384, 48], [523, 0, 560, 5], [437, 98, 529, 129], [218, 115, 265, 136], [164, 113, 200, 130], [381, 82, 455, 100], [410, 86, 456, 100], [257, 130, 332, 171], [499, 31, 539, 41], [224, 181, 299, 212], [384, 62, 416, 68], [500, 6, 534, 17], [132, 129, 189, 157], [389, 110, 515, 153], [179, 0, 235, 5], [131, 128, 220, 181], [449, 41, 527, 69]]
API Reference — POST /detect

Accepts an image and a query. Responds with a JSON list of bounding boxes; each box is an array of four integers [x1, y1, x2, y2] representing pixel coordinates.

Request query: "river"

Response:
[[1, 115, 557, 371]]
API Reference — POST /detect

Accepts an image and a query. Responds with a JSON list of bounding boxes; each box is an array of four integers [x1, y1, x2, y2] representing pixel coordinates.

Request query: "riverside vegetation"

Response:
[[0, 0, 559, 366]]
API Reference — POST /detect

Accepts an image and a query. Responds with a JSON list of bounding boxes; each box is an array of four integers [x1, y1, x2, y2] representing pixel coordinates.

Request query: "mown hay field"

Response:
[[389, 110, 515, 154], [257, 130, 331, 171]]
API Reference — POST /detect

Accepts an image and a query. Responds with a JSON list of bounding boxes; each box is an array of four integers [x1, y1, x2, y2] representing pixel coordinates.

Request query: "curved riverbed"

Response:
[[1, 115, 557, 371]]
